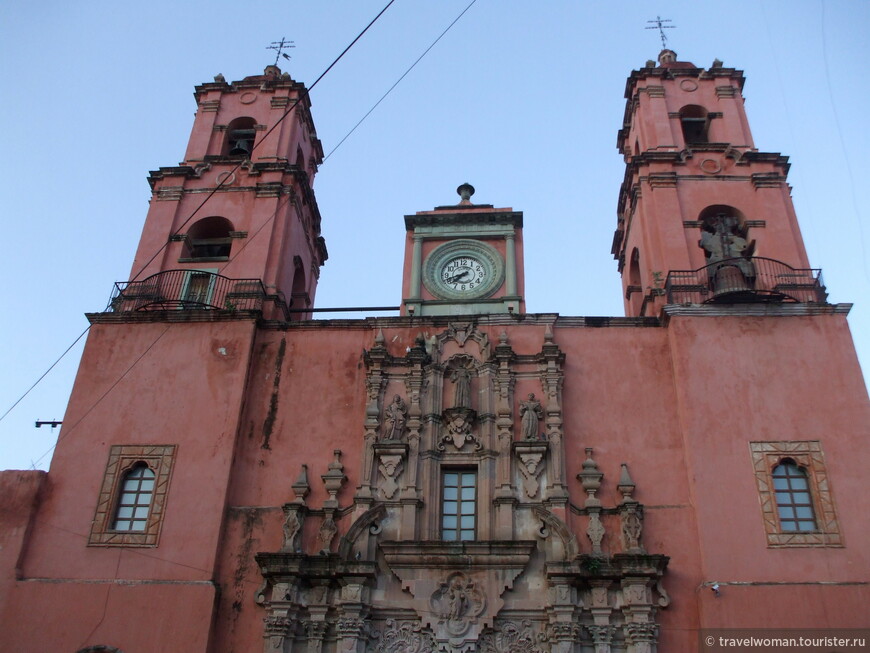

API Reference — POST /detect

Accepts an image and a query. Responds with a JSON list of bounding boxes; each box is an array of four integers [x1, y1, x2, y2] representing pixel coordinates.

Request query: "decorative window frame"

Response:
[[88, 445, 177, 547], [749, 441, 842, 547]]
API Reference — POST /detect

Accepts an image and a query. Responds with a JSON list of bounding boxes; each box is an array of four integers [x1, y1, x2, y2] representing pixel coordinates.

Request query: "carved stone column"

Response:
[[624, 622, 658, 653], [547, 621, 581, 653], [537, 325, 567, 506], [336, 578, 370, 653], [304, 618, 328, 653], [359, 332, 389, 504], [587, 625, 618, 653], [263, 613, 293, 652]]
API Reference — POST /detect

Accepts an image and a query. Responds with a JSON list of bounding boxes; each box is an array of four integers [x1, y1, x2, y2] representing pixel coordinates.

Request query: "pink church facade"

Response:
[[1, 51, 868, 653]]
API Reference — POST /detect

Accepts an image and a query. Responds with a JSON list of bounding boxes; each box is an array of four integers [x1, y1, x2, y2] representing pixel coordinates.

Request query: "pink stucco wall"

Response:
[[4, 308, 866, 651]]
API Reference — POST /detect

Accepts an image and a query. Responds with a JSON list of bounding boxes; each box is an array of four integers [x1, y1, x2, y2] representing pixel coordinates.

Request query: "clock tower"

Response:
[[402, 183, 525, 316]]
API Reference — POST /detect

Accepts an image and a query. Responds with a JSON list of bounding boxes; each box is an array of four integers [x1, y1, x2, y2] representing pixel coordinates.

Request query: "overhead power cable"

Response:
[[128, 0, 399, 284], [0, 1, 397, 432], [324, 0, 479, 162]]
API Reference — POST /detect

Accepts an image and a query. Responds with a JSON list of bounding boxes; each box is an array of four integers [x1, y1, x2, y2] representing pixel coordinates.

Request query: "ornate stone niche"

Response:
[[380, 540, 536, 653]]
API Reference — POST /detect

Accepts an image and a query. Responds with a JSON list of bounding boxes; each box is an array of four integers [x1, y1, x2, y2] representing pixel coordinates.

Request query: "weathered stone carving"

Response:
[[621, 505, 643, 553], [450, 366, 472, 409], [381, 540, 535, 653], [547, 621, 580, 644], [377, 453, 404, 500], [375, 620, 436, 653], [439, 407, 480, 451], [318, 515, 337, 553], [617, 463, 644, 554], [447, 322, 473, 347], [624, 622, 658, 651], [514, 440, 548, 499], [430, 572, 486, 637], [586, 512, 606, 554], [264, 614, 292, 650], [281, 464, 310, 552], [384, 394, 408, 441], [519, 393, 544, 440], [479, 620, 545, 653], [586, 624, 618, 652], [281, 508, 303, 553]]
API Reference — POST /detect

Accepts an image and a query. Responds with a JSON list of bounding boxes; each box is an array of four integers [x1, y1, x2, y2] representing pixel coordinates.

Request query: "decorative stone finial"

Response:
[[214, 73, 226, 83], [321, 450, 347, 507], [292, 464, 310, 504], [457, 183, 475, 204], [617, 463, 636, 503], [544, 323, 554, 343], [577, 448, 604, 508]]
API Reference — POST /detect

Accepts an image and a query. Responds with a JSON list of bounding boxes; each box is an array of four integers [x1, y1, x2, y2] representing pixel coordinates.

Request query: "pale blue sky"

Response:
[[1, 0, 867, 470]]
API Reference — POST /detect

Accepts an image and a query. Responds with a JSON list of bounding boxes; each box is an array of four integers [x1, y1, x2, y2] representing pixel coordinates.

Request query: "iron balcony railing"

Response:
[[108, 270, 268, 313], [665, 257, 827, 305]]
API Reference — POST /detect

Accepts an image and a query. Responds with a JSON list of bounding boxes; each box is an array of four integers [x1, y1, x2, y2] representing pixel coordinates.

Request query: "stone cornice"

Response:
[[623, 65, 745, 100], [662, 303, 851, 321], [257, 314, 662, 331], [405, 210, 523, 231]]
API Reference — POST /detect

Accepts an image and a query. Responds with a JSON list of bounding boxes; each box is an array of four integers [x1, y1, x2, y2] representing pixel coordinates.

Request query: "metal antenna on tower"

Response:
[[267, 38, 296, 66], [646, 16, 675, 49]]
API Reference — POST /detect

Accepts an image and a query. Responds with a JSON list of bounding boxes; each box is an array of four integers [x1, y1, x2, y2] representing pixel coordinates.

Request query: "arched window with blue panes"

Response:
[[112, 463, 155, 532], [772, 459, 817, 532]]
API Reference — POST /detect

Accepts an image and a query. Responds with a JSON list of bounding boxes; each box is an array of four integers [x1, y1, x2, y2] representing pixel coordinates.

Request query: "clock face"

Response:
[[423, 240, 504, 300], [440, 256, 487, 293]]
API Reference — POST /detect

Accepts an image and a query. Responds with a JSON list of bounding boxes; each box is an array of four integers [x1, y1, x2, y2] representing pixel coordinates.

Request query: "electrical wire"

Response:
[[0, 0, 398, 432], [128, 0, 398, 284], [323, 0, 479, 162], [26, 325, 172, 469], [820, 1, 869, 282], [0, 325, 91, 425]]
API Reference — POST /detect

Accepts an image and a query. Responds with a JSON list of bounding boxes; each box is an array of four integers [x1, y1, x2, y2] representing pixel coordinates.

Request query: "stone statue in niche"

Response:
[[383, 394, 408, 441], [519, 393, 544, 440], [450, 367, 472, 409], [700, 213, 755, 280]]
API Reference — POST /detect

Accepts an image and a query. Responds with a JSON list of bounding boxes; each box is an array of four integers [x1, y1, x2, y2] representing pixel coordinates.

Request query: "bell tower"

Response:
[[128, 65, 327, 318], [613, 50, 822, 316]]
